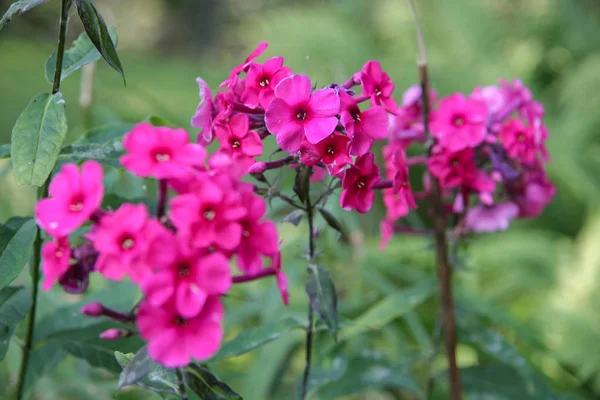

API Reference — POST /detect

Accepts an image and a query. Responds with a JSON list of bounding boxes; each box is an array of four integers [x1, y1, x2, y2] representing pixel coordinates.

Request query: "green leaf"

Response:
[[58, 140, 123, 168], [318, 207, 350, 244], [63, 336, 144, 373], [73, 123, 133, 145], [146, 115, 179, 128], [211, 317, 304, 361], [11, 92, 68, 186], [306, 263, 338, 339], [0, 0, 48, 30], [342, 280, 435, 339], [0, 219, 37, 291], [461, 365, 539, 400], [0, 144, 10, 159], [115, 349, 180, 395], [75, 0, 125, 83], [23, 341, 67, 395], [0, 286, 31, 360], [184, 364, 242, 400], [45, 28, 118, 84], [281, 209, 305, 226], [293, 166, 311, 204], [313, 353, 423, 399]]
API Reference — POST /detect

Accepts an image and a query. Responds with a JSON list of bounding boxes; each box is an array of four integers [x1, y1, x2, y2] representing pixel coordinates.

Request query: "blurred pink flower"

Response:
[[339, 90, 388, 156], [466, 202, 519, 232], [41, 237, 71, 291], [242, 57, 292, 109], [340, 153, 381, 213], [358, 60, 398, 114]]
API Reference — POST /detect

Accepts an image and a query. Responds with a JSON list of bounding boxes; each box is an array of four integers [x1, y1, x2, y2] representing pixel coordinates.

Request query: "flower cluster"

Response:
[[35, 122, 287, 367]]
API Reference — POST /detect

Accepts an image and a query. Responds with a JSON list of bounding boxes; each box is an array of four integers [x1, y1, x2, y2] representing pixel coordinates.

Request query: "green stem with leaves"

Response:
[[300, 166, 316, 400], [14, 0, 70, 398], [176, 368, 188, 400]]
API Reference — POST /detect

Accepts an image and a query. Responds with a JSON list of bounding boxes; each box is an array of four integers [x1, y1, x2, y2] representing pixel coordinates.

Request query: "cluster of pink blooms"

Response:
[[34, 41, 554, 368], [35, 123, 288, 368], [191, 42, 554, 249]]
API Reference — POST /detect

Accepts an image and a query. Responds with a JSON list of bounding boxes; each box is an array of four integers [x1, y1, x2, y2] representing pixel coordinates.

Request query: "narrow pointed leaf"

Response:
[[115, 350, 179, 394], [75, 0, 125, 83], [45, 28, 118, 83], [0, 286, 31, 360], [184, 364, 242, 400], [306, 263, 338, 339], [118, 346, 153, 388], [342, 279, 435, 339], [0, 0, 48, 30], [318, 207, 350, 243], [281, 209, 306, 226], [0, 219, 37, 291], [293, 166, 311, 203], [211, 317, 304, 361], [11, 92, 67, 186], [62, 336, 143, 373]]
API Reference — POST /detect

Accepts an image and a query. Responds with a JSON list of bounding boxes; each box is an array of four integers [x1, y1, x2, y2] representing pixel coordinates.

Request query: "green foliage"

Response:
[[74, 0, 125, 83], [0, 219, 37, 291], [306, 263, 338, 339], [45, 28, 119, 84], [0, 0, 48, 30], [183, 364, 242, 400], [0, 286, 31, 360], [317, 207, 350, 244], [10, 92, 67, 186]]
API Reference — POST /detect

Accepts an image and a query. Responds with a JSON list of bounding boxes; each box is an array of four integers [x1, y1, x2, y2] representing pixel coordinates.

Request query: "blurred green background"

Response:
[[2, 0, 600, 399]]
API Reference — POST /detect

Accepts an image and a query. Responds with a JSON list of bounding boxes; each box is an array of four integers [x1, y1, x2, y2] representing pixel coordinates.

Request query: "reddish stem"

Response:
[[232, 267, 277, 284], [373, 180, 393, 190], [233, 102, 265, 115]]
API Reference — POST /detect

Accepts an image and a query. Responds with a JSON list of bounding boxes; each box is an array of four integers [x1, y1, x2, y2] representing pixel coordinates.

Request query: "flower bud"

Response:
[[99, 328, 122, 340], [249, 162, 267, 174], [81, 302, 104, 317]]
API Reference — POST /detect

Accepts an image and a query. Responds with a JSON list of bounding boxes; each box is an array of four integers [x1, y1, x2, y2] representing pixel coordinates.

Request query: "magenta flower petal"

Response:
[[274, 75, 312, 105], [304, 116, 338, 145], [308, 89, 340, 118]]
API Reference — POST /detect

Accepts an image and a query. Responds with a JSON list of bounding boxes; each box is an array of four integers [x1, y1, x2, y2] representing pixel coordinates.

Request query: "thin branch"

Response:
[[407, 0, 462, 398]]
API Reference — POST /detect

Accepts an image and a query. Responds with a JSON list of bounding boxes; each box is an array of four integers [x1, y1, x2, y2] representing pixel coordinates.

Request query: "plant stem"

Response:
[[15, 182, 49, 399], [157, 179, 168, 220], [175, 368, 188, 400], [232, 266, 277, 283], [408, 0, 462, 398], [52, 0, 70, 95], [300, 166, 316, 400], [15, 1, 70, 397]]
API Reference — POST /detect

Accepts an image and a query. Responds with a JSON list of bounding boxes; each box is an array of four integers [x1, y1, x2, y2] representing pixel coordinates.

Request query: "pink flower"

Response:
[[358, 61, 398, 114], [41, 237, 71, 290], [220, 42, 269, 89], [379, 220, 394, 250], [507, 167, 555, 218], [236, 192, 279, 273], [339, 90, 388, 156], [265, 74, 340, 152], [471, 85, 507, 116], [170, 176, 246, 251], [299, 133, 351, 176], [92, 203, 153, 282], [430, 93, 488, 152], [241, 57, 292, 109], [137, 296, 224, 367], [36, 161, 103, 237], [214, 113, 263, 172], [143, 232, 231, 318], [191, 77, 215, 143], [340, 153, 381, 213], [120, 123, 207, 179], [498, 118, 542, 165], [427, 148, 495, 194], [270, 251, 289, 306], [466, 202, 519, 232]]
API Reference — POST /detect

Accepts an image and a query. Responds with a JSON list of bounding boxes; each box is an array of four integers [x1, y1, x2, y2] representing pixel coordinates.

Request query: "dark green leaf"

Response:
[[342, 279, 435, 339], [293, 166, 311, 204], [0, 286, 31, 360], [23, 341, 67, 395], [146, 115, 179, 128], [0, 217, 29, 256], [318, 207, 350, 244], [281, 209, 306, 226], [75, 0, 125, 83], [313, 353, 423, 399], [115, 350, 179, 395], [306, 263, 338, 339], [58, 140, 123, 167], [184, 364, 242, 400], [11, 92, 67, 186], [74, 123, 133, 145], [0, 144, 10, 159], [0, 219, 37, 291], [45, 28, 118, 83], [119, 346, 155, 388], [0, 0, 48, 29], [211, 317, 304, 361], [63, 336, 144, 373]]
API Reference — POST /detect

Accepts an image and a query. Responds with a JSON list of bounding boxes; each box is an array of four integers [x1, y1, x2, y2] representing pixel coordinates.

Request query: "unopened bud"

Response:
[[249, 162, 267, 174], [99, 328, 122, 340], [81, 302, 104, 317]]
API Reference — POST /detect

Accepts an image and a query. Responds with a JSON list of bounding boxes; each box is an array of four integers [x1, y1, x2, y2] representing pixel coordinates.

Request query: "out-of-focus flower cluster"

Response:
[[35, 123, 287, 368]]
